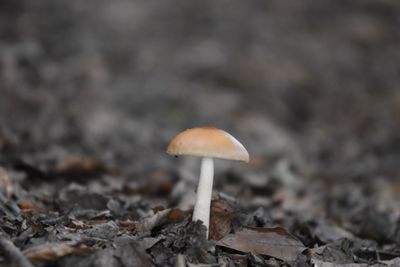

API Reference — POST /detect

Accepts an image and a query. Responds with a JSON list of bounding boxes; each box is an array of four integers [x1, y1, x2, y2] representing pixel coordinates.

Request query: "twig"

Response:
[[0, 231, 34, 267]]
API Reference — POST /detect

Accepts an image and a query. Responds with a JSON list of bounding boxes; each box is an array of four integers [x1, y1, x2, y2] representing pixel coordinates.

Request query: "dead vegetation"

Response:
[[1, 0, 400, 266]]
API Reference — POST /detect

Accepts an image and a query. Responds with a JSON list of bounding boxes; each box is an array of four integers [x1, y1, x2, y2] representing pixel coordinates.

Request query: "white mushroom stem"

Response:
[[192, 157, 214, 237]]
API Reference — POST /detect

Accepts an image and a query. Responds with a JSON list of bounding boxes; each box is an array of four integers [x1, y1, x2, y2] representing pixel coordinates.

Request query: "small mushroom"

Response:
[[167, 127, 249, 237]]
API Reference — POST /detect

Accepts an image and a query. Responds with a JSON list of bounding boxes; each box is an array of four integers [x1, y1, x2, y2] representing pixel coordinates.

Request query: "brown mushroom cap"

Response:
[[167, 127, 249, 162]]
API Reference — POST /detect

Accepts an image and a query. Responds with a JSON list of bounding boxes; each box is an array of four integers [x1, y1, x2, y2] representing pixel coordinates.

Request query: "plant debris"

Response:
[[1, 0, 400, 266], [217, 226, 306, 262], [23, 242, 95, 264]]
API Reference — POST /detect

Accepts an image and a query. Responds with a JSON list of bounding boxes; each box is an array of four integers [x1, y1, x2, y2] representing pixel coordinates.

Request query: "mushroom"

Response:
[[167, 127, 249, 237]]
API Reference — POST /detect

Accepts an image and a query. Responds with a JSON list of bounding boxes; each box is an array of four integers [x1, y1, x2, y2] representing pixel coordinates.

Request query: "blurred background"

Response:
[[1, 0, 400, 225]]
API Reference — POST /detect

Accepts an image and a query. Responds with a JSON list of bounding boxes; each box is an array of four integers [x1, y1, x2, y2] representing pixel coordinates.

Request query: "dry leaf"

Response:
[[217, 226, 306, 262], [209, 199, 238, 240], [19, 200, 43, 213], [309, 243, 353, 264], [24, 243, 94, 263], [168, 208, 187, 222], [135, 209, 171, 235], [56, 155, 104, 172], [65, 219, 92, 230], [133, 208, 186, 236]]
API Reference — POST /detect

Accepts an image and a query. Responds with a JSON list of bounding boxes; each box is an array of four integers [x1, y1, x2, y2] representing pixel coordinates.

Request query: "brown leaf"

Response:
[[19, 200, 43, 213], [24, 243, 95, 263], [216, 226, 306, 262], [52, 155, 106, 181], [168, 208, 187, 222], [56, 155, 104, 173], [209, 199, 238, 241], [65, 219, 92, 230]]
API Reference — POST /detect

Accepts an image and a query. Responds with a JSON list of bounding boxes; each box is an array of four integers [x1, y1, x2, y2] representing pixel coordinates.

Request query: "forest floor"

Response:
[[1, 1, 400, 266]]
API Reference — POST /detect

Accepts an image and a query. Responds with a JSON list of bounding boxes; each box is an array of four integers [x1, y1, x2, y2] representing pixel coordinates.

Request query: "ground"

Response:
[[1, 1, 400, 266]]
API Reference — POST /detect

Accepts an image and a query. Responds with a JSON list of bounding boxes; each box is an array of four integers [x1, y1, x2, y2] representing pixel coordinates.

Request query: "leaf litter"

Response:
[[1, 1, 400, 267], [217, 226, 306, 262]]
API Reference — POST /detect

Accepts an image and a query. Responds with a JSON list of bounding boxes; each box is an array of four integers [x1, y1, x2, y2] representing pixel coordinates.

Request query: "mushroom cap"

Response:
[[167, 127, 249, 162]]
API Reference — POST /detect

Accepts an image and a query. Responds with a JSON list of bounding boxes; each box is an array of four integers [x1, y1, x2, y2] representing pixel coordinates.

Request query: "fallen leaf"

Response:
[[209, 199, 238, 240], [51, 155, 107, 181], [168, 208, 187, 222], [138, 236, 163, 250], [309, 243, 353, 264], [19, 200, 43, 213], [65, 219, 92, 230], [313, 220, 355, 244], [55, 155, 105, 173], [23, 242, 95, 263], [216, 226, 306, 262], [142, 170, 177, 197], [135, 209, 172, 235], [83, 221, 119, 239], [149, 220, 215, 266], [133, 208, 187, 236]]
